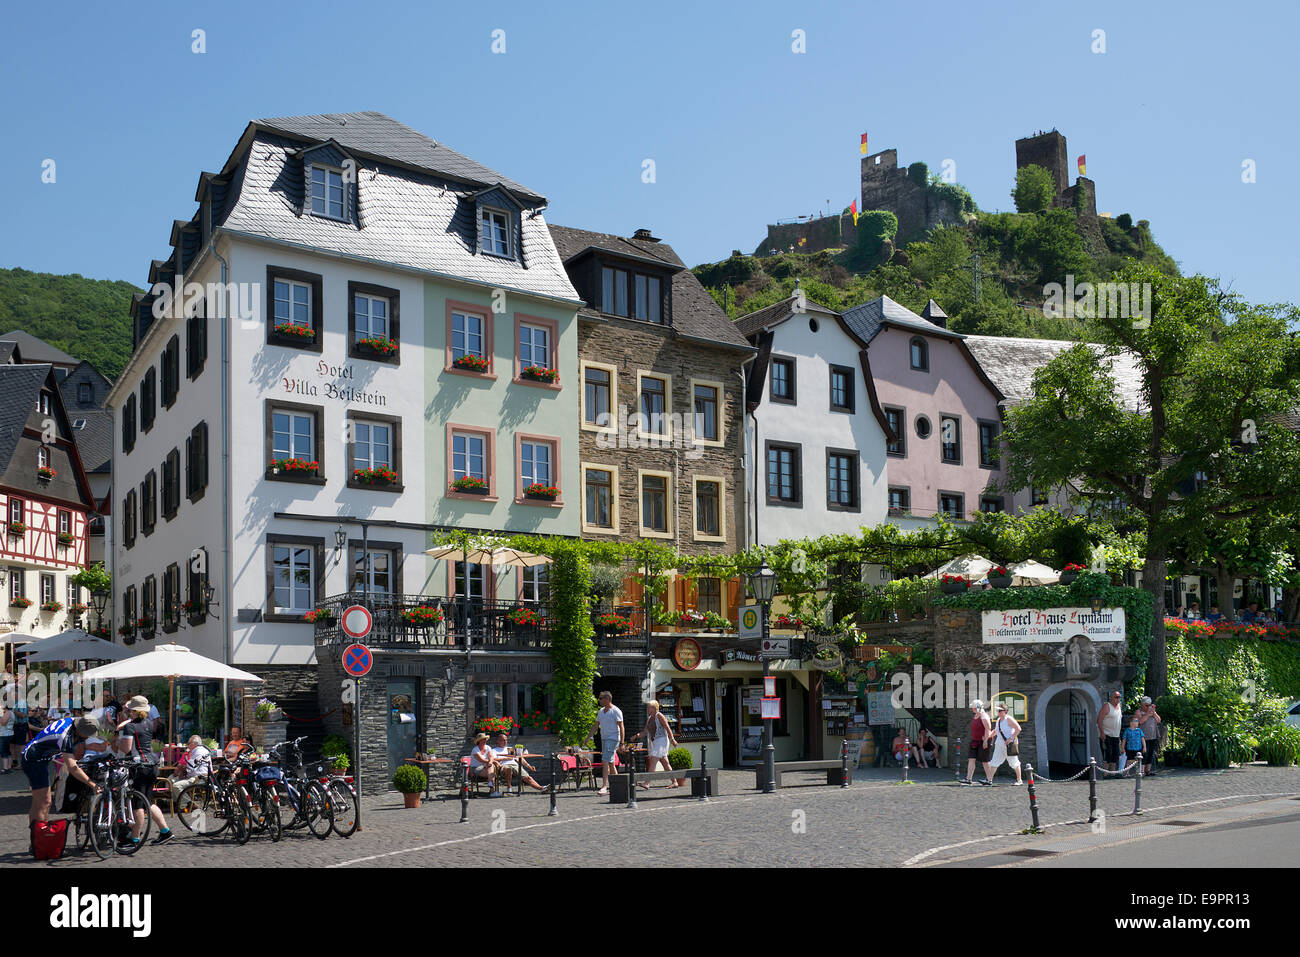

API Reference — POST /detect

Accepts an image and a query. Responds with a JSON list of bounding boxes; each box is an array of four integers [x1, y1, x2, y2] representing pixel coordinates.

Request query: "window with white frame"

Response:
[[479, 208, 511, 256], [273, 279, 312, 330], [351, 548, 393, 595], [353, 421, 392, 471], [518, 323, 550, 369], [520, 440, 553, 488], [272, 544, 315, 613], [353, 293, 389, 341], [451, 312, 485, 360], [38, 446, 50, 469], [454, 561, 486, 600], [310, 166, 345, 219], [9, 568, 24, 603], [41, 574, 55, 606], [9, 498, 23, 526], [452, 432, 487, 481], [58, 510, 71, 535], [272, 410, 315, 462], [66, 577, 79, 610], [521, 566, 549, 605]]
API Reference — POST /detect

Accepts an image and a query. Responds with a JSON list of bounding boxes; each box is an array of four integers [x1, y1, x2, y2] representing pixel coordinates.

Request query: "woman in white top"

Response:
[[468, 733, 500, 792], [987, 702, 1023, 785], [631, 701, 680, 787], [0, 704, 12, 771]]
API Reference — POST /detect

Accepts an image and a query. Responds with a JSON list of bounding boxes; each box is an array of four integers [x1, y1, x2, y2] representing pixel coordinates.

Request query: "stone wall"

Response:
[[754, 215, 855, 257], [860, 149, 962, 246], [1015, 131, 1070, 197]]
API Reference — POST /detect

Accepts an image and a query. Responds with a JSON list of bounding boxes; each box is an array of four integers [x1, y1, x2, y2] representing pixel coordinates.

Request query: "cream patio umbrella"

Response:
[[426, 543, 553, 634], [80, 643, 263, 745], [25, 633, 130, 663], [923, 553, 995, 581], [1008, 560, 1060, 586]]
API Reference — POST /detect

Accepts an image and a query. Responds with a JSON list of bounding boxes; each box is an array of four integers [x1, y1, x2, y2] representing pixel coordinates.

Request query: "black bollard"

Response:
[[1087, 757, 1098, 823], [698, 744, 709, 802], [1133, 757, 1143, 815], [954, 736, 963, 782], [548, 751, 558, 817], [840, 738, 849, 789], [459, 767, 470, 824], [901, 736, 910, 783], [1025, 763, 1041, 831], [626, 752, 637, 809]]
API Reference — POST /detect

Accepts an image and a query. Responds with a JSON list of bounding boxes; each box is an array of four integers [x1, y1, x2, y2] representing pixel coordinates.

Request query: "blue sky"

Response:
[[1, 0, 1295, 306]]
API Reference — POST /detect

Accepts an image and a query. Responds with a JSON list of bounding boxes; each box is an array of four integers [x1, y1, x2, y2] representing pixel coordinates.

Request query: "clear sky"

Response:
[[1, 0, 1295, 306]]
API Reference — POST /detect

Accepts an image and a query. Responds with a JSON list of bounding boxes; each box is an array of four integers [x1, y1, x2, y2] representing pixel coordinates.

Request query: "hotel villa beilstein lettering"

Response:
[[281, 359, 389, 406]]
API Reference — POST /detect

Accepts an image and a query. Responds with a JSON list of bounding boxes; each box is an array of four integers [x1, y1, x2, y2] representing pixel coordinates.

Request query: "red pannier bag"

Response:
[[33, 819, 69, 860]]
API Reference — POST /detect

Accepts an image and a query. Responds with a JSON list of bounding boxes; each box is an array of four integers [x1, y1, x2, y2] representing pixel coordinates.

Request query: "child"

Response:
[[1121, 715, 1145, 773]]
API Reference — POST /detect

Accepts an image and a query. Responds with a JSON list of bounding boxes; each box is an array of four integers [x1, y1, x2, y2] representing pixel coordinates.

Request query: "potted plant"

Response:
[[508, 606, 542, 628], [702, 610, 732, 632], [269, 457, 320, 477], [10, 595, 32, 609], [353, 465, 398, 486], [452, 354, 490, 373], [136, 616, 155, 634], [183, 598, 205, 616], [987, 565, 1012, 588], [522, 482, 560, 501], [303, 607, 334, 624], [40, 600, 63, 613], [70, 602, 89, 616], [677, 609, 706, 630], [520, 710, 556, 734], [520, 365, 558, 383], [667, 746, 692, 788], [355, 335, 398, 357], [594, 612, 630, 633], [254, 697, 280, 721], [118, 622, 134, 637], [400, 605, 444, 627], [449, 475, 489, 495], [393, 764, 426, 808], [272, 321, 316, 342], [7, 521, 25, 537], [37, 465, 56, 481], [56, 531, 75, 548], [940, 574, 968, 595], [772, 613, 804, 629], [473, 716, 518, 737], [1058, 563, 1085, 585]]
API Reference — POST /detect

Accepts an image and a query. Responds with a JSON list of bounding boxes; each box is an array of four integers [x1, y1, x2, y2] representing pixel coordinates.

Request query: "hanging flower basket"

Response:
[[269, 458, 319, 477], [523, 482, 559, 501], [7, 521, 25, 537], [40, 601, 63, 613], [355, 335, 398, 357], [594, 613, 631, 632], [37, 466, 57, 481], [450, 476, 489, 494], [940, 574, 968, 595], [453, 354, 490, 373], [272, 322, 316, 341], [303, 607, 334, 624], [520, 365, 558, 383], [508, 606, 543, 627], [353, 466, 398, 486], [400, 605, 444, 627], [56, 531, 75, 548], [988, 566, 1012, 588], [10, 596, 32, 609]]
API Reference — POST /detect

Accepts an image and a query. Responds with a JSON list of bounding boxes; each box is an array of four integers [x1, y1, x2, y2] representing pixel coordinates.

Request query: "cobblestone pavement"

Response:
[[2, 764, 1297, 868]]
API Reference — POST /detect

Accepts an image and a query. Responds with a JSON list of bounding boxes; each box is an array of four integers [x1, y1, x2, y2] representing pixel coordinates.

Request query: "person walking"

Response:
[[1097, 690, 1123, 772], [631, 700, 679, 787], [0, 701, 12, 772], [962, 700, 993, 786], [1121, 715, 1146, 773], [116, 695, 173, 846], [987, 702, 1024, 785], [10, 701, 29, 768], [1138, 696, 1162, 775], [590, 691, 624, 796]]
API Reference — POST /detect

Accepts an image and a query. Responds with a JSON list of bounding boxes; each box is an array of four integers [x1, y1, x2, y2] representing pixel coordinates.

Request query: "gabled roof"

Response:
[[0, 330, 78, 365], [0, 340, 20, 364], [547, 224, 750, 349], [0, 364, 52, 469], [67, 409, 113, 474], [733, 295, 839, 338], [840, 295, 964, 344], [252, 112, 545, 203], [962, 335, 1144, 411]]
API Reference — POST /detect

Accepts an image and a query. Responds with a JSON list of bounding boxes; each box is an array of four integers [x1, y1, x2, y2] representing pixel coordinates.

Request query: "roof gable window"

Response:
[[469, 186, 525, 263], [311, 165, 346, 220], [293, 141, 357, 224], [480, 207, 512, 257]]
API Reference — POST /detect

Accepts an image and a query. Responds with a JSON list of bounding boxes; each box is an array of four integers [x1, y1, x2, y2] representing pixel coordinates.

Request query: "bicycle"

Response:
[[86, 756, 152, 859], [174, 753, 253, 844], [234, 753, 284, 843], [304, 756, 358, 838], [266, 737, 332, 840]]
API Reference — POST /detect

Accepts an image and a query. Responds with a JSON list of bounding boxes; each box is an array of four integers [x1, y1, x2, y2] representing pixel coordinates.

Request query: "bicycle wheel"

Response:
[[87, 791, 116, 860], [304, 781, 333, 840], [258, 786, 282, 842], [327, 780, 358, 838], [115, 791, 152, 856], [232, 786, 253, 845], [74, 794, 95, 851], [176, 782, 227, 836]]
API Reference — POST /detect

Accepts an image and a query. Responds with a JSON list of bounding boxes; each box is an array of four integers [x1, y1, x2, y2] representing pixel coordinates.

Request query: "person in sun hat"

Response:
[[116, 696, 174, 846]]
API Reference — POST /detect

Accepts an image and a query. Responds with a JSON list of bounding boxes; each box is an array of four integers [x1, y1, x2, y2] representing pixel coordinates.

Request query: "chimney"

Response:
[[921, 299, 948, 329], [631, 228, 660, 243]]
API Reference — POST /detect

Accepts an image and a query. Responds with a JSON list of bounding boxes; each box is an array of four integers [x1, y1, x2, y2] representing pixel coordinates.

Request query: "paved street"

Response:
[[3, 763, 1297, 868]]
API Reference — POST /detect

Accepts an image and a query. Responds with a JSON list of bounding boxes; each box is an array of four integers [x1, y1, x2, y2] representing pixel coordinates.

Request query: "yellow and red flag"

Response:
[[850, 199, 859, 225], [798, 237, 807, 247], [1077, 154, 1086, 176], [860, 133, 868, 155]]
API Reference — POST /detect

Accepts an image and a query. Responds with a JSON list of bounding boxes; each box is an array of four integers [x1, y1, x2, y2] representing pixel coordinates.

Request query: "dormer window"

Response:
[[310, 165, 345, 219], [909, 337, 929, 372], [480, 208, 512, 257]]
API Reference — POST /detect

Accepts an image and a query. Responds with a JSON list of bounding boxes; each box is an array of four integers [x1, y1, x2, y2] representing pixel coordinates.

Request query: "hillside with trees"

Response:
[[0, 267, 140, 378]]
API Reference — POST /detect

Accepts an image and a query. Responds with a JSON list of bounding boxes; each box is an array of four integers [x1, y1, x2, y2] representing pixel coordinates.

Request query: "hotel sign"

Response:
[[982, 607, 1126, 644], [281, 360, 389, 406]]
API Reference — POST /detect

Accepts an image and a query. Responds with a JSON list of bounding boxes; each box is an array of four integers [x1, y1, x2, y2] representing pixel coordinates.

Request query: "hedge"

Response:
[[1166, 632, 1300, 702]]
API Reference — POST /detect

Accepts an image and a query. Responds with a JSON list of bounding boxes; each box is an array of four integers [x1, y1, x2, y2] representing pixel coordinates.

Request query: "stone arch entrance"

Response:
[[1034, 682, 1101, 775]]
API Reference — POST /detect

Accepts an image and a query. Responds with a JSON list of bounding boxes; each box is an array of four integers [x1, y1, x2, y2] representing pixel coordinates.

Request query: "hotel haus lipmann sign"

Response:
[[981, 607, 1126, 644], [282, 360, 390, 406]]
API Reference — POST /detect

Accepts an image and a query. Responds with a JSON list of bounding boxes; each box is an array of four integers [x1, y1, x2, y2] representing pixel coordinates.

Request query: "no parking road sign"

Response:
[[340, 604, 373, 640], [342, 643, 373, 678]]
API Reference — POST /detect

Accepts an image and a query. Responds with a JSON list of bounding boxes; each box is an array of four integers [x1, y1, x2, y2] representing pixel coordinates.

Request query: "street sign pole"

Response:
[[354, 672, 362, 831], [341, 627, 373, 832]]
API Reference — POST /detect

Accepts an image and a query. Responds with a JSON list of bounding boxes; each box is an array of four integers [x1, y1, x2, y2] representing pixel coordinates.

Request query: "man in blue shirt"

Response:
[[1205, 605, 1224, 623], [1121, 716, 1146, 772], [22, 716, 101, 829]]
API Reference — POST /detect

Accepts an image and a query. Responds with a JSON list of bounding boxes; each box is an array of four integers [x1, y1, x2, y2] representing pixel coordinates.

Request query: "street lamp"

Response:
[[90, 586, 109, 636], [748, 561, 778, 794], [1090, 595, 1105, 614]]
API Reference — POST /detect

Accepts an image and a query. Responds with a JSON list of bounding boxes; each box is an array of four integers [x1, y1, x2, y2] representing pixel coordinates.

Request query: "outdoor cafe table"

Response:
[[403, 757, 453, 800]]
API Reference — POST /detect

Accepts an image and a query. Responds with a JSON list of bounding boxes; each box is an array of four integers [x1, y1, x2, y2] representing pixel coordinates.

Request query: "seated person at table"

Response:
[[914, 728, 938, 768], [491, 732, 545, 791], [171, 735, 213, 801], [1186, 601, 1201, 619], [223, 726, 250, 761], [891, 729, 911, 765], [1241, 601, 1260, 624], [468, 734, 500, 791], [1206, 605, 1224, 623]]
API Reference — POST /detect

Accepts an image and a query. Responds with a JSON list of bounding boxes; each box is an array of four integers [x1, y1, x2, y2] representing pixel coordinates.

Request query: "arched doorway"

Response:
[[1034, 682, 1101, 778]]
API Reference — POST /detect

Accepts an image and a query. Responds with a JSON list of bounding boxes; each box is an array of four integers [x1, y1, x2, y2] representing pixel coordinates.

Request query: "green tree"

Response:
[[548, 544, 599, 745], [1001, 262, 1300, 698], [1012, 165, 1055, 213], [1015, 208, 1094, 285]]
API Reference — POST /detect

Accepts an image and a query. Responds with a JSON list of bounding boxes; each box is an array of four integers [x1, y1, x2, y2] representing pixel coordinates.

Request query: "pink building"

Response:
[[840, 297, 1006, 526]]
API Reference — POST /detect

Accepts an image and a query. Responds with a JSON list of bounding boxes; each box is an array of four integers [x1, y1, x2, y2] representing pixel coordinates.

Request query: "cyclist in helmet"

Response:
[[22, 715, 102, 828]]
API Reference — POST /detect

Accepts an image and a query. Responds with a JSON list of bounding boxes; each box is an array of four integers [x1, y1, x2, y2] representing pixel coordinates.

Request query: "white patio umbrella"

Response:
[[924, 553, 994, 580], [14, 628, 91, 656], [1008, 560, 1060, 586], [81, 643, 263, 745], [0, 632, 38, 645], [25, 634, 131, 663]]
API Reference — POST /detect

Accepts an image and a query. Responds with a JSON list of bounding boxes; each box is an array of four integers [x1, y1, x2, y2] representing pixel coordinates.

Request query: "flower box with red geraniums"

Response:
[[520, 366, 558, 384], [1062, 564, 1087, 572], [353, 465, 398, 486], [678, 609, 706, 628], [473, 716, 518, 736], [182, 599, 205, 615], [272, 322, 316, 341], [594, 613, 630, 632], [519, 710, 556, 734], [987, 565, 1012, 588], [522, 482, 560, 501], [118, 623, 134, 637], [40, 601, 63, 613], [449, 475, 489, 495], [37, 466, 56, 481], [508, 606, 543, 628], [70, 602, 89, 616], [269, 458, 320, 477], [7, 521, 25, 537], [940, 574, 968, 594], [10, 596, 32, 609], [452, 354, 490, 373], [303, 607, 335, 624], [136, 617, 155, 631], [773, 614, 804, 629], [355, 335, 398, 357], [57, 531, 74, 548], [400, 606, 444, 627]]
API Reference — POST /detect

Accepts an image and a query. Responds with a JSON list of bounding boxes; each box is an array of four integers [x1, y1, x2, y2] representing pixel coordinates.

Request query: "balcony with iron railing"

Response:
[[310, 592, 650, 655]]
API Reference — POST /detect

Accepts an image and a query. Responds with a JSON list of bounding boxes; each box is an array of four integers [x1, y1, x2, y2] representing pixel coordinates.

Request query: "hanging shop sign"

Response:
[[982, 607, 1126, 644], [673, 637, 702, 671]]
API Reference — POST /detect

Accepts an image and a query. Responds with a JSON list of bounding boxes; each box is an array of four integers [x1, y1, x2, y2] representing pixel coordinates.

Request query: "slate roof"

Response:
[[840, 295, 964, 344], [0, 365, 52, 472], [0, 331, 78, 365], [253, 112, 545, 203], [733, 295, 839, 338], [218, 122, 578, 304], [547, 224, 751, 350], [0, 341, 18, 364], [68, 409, 113, 474], [962, 335, 1145, 411]]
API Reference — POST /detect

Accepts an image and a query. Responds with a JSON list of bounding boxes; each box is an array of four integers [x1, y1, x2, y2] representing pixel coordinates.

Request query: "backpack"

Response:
[[32, 820, 68, 860]]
